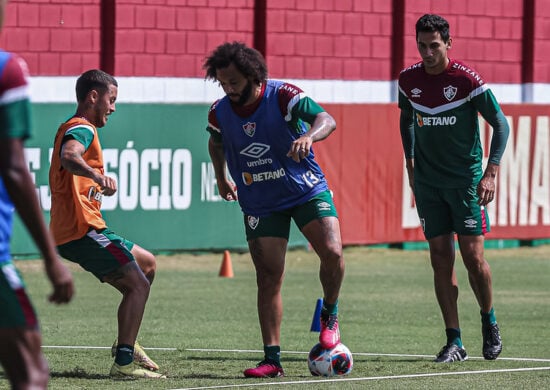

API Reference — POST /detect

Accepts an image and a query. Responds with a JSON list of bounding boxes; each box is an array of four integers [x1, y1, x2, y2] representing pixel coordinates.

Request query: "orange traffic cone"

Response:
[[219, 250, 234, 278]]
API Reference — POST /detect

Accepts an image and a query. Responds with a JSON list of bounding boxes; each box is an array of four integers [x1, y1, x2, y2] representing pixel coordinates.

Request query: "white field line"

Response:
[[186, 348, 550, 363], [42, 345, 550, 363], [170, 366, 550, 390]]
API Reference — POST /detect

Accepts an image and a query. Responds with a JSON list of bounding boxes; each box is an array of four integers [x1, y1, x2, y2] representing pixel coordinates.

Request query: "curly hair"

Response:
[[203, 42, 268, 84], [76, 69, 118, 103], [415, 14, 450, 43]]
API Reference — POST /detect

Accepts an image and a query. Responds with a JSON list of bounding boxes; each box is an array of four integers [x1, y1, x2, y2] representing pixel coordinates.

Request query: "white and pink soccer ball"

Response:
[[307, 342, 353, 377]]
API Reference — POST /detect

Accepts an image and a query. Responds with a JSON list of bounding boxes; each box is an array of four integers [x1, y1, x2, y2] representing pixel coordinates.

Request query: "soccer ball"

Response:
[[307, 342, 353, 377]]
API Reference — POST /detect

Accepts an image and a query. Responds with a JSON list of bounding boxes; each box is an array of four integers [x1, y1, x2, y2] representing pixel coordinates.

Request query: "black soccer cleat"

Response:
[[434, 344, 468, 363], [482, 323, 502, 360]]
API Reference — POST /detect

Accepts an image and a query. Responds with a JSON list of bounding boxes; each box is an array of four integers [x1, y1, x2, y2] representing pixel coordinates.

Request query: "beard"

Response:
[[235, 81, 253, 106]]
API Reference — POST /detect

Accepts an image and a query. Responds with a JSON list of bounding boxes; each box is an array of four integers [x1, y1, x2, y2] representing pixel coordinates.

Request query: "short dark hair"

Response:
[[203, 41, 268, 84], [75, 69, 117, 102], [415, 14, 450, 43]]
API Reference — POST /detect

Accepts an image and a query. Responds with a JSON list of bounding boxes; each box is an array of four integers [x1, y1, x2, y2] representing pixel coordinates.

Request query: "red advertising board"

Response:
[[315, 104, 550, 245]]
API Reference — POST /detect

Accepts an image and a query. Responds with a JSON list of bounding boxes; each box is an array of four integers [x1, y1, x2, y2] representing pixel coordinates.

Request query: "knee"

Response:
[[142, 264, 156, 285], [136, 275, 151, 296], [255, 268, 284, 291], [429, 245, 455, 269], [430, 254, 453, 274], [137, 253, 157, 284], [141, 252, 156, 273], [320, 244, 343, 266], [128, 277, 151, 303], [464, 256, 489, 275], [431, 261, 452, 275], [121, 270, 151, 298]]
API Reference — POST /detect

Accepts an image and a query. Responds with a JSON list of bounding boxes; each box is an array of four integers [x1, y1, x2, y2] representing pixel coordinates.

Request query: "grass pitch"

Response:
[[2, 245, 550, 389]]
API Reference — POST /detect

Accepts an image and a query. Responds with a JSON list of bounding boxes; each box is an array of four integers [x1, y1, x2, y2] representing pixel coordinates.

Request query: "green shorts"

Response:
[[57, 228, 135, 281], [0, 261, 39, 329], [244, 190, 338, 240], [414, 182, 490, 239]]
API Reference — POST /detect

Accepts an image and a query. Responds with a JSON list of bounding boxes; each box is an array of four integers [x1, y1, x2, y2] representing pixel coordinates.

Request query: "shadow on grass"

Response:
[[50, 368, 244, 381], [178, 373, 245, 380], [50, 367, 108, 380], [185, 355, 307, 363]]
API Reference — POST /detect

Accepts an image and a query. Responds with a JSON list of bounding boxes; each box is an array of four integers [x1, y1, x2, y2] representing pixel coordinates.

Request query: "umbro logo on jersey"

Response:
[[411, 88, 422, 97], [443, 85, 457, 101], [243, 121, 256, 137], [240, 143, 271, 159]]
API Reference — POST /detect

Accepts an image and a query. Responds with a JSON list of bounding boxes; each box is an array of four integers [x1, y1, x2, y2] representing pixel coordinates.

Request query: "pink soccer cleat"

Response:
[[243, 360, 284, 378], [319, 314, 341, 349]]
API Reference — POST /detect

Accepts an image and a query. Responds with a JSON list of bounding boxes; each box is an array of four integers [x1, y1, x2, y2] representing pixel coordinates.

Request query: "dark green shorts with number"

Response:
[[414, 182, 490, 239], [0, 261, 39, 328], [244, 190, 338, 240], [57, 228, 135, 281]]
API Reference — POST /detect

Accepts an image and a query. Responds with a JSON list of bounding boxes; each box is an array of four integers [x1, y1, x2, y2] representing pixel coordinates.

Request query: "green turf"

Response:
[[2, 246, 550, 389]]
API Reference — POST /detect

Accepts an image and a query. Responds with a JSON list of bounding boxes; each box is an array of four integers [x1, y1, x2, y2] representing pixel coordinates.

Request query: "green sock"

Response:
[[115, 344, 134, 366], [481, 307, 497, 326], [322, 299, 338, 316], [264, 345, 281, 366], [445, 328, 463, 348]]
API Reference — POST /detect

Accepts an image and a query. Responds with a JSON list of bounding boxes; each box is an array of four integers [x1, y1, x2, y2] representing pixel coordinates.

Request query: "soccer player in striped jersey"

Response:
[[0, 1, 74, 388], [398, 14, 509, 363], [204, 42, 345, 378]]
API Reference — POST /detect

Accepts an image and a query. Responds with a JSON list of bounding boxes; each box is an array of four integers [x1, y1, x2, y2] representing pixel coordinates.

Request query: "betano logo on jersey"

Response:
[[87, 186, 103, 203], [416, 113, 457, 127], [242, 168, 286, 186]]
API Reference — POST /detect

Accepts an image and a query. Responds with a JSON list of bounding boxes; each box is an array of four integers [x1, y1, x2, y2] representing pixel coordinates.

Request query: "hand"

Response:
[[287, 136, 312, 163], [477, 175, 496, 206], [45, 258, 74, 304], [217, 179, 237, 201], [96, 174, 117, 196]]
